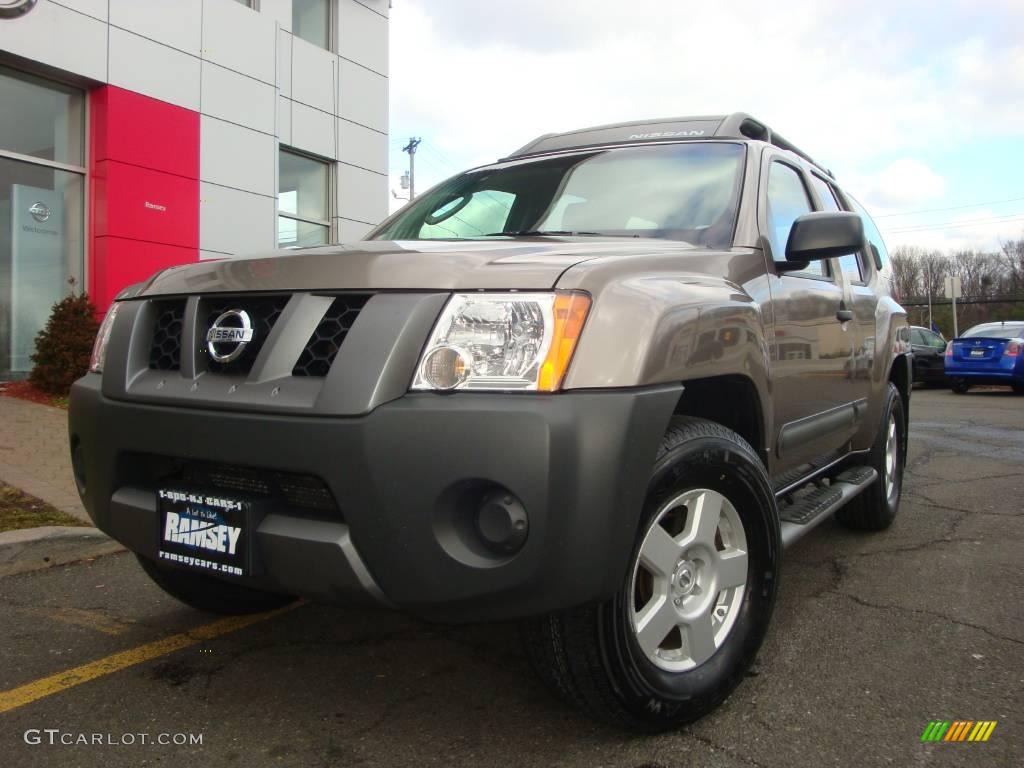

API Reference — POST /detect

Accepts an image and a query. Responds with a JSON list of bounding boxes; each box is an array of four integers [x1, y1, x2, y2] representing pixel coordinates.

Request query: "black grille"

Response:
[[204, 295, 289, 375], [126, 454, 340, 515], [292, 294, 371, 377], [149, 300, 186, 370]]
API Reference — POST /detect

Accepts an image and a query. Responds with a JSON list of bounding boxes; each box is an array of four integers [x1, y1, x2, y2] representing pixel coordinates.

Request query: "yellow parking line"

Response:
[[0, 603, 298, 714]]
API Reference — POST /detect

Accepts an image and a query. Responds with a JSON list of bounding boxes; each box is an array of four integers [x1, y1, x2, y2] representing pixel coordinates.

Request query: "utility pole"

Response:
[[926, 260, 933, 330], [402, 137, 421, 199]]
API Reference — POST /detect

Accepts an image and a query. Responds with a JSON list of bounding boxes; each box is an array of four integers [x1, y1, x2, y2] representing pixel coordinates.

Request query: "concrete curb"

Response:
[[0, 526, 125, 578]]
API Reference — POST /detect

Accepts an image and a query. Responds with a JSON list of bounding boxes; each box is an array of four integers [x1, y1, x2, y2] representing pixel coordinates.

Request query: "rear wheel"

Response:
[[523, 417, 779, 731], [137, 555, 295, 614], [1011, 383, 1024, 395], [837, 383, 905, 531], [951, 379, 969, 394]]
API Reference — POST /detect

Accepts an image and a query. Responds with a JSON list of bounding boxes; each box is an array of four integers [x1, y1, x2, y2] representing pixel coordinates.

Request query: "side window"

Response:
[[924, 330, 946, 348], [418, 190, 514, 239], [849, 196, 890, 271], [910, 329, 926, 346], [810, 174, 864, 283], [767, 163, 824, 277]]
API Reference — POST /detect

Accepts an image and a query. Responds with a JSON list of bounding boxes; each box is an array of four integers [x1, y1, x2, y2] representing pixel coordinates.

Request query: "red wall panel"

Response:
[[89, 86, 199, 312], [90, 86, 199, 179], [91, 161, 198, 248]]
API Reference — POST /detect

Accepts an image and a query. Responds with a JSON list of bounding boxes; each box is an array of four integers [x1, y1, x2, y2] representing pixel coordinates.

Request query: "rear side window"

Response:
[[810, 175, 863, 283], [767, 163, 824, 277], [962, 323, 1024, 339], [850, 196, 889, 271]]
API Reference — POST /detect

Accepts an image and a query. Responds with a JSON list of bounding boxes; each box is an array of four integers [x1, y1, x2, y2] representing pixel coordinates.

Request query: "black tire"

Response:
[[522, 417, 780, 731], [837, 383, 906, 531], [136, 555, 296, 614], [1011, 384, 1024, 395], [951, 379, 969, 394]]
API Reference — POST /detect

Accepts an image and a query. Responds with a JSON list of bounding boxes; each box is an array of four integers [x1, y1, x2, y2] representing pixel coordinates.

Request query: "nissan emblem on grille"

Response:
[[206, 309, 255, 363]]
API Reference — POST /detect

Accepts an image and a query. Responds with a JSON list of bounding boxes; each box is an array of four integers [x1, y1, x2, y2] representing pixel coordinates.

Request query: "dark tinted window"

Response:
[[962, 323, 1024, 339], [372, 143, 746, 247], [767, 163, 823, 277], [850, 196, 889, 270], [811, 175, 863, 282]]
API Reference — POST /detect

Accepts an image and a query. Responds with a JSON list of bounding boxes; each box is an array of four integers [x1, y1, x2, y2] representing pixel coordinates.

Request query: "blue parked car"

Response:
[[945, 321, 1024, 394]]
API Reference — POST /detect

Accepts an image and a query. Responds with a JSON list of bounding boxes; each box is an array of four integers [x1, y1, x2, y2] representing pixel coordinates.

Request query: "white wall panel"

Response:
[[109, 28, 200, 111], [278, 97, 293, 145], [337, 0, 388, 75], [54, 0, 108, 21], [0, 1, 107, 82], [337, 163, 387, 225], [200, 182, 276, 255], [338, 119, 386, 175], [260, 0, 292, 31], [277, 28, 292, 98], [110, 0, 201, 55], [201, 62, 276, 136], [291, 35, 335, 113], [351, 0, 388, 19], [335, 217, 374, 242], [291, 103, 335, 159], [200, 115, 276, 196], [337, 60, 387, 132], [202, 0, 277, 85]]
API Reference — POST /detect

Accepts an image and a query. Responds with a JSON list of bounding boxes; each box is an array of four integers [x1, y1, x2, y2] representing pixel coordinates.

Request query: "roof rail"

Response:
[[504, 112, 832, 176]]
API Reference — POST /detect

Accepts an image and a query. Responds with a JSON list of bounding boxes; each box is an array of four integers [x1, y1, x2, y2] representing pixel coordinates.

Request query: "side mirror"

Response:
[[781, 211, 864, 267]]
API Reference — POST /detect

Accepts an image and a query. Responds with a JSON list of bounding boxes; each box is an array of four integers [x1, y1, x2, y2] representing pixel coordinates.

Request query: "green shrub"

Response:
[[29, 292, 99, 395]]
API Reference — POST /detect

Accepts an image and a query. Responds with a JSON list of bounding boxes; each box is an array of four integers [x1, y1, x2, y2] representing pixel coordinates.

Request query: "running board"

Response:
[[779, 466, 878, 548]]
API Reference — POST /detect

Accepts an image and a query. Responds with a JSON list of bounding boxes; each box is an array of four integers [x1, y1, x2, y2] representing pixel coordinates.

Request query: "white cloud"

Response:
[[387, 1, 1024, 244]]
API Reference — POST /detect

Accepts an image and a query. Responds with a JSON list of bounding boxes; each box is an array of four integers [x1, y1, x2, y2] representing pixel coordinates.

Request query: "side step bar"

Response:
[[779, 466, 878, 548]]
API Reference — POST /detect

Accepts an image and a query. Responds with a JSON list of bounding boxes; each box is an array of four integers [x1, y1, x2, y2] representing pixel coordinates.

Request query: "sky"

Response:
[[386, 0, 1024, 253]]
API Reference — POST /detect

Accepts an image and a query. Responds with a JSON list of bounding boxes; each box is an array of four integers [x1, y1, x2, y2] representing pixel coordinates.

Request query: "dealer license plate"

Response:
[[970, 349, 985, 357], [157, 489, 250, 576]]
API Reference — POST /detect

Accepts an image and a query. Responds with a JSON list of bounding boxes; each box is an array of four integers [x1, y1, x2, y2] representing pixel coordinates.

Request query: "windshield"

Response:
[[961, 323, 1024, 339], [370, 142, 745, 248]]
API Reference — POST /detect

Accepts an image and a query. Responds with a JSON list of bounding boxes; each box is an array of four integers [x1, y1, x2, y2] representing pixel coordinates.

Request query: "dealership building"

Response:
[[0, 0, 389, 377]]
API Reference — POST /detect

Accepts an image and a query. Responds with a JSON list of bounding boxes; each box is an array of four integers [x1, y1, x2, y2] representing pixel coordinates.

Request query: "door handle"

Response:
[[836, 302, 853, 322]]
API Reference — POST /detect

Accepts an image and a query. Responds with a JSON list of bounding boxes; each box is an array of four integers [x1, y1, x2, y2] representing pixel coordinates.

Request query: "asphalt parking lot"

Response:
[[1, 388, 1020, 767]]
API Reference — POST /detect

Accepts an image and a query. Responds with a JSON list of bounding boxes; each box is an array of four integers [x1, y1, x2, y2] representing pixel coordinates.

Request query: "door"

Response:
[[762, 158, 857, 471], [807, 174, 876, 406], [910, 327, 947, 381]]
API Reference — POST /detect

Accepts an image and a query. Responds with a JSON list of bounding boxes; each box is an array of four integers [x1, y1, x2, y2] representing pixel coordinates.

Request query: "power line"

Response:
[[885, 212, 1024, 234], [874, 195, 1024, 218]]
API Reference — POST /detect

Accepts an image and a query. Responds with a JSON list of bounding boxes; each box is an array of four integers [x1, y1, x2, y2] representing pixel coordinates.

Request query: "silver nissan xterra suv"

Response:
[[70, 113, 910, 730]]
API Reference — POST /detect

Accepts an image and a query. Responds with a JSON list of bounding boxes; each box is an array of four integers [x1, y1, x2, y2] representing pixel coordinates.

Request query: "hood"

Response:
[[137, 238, 696, 296]]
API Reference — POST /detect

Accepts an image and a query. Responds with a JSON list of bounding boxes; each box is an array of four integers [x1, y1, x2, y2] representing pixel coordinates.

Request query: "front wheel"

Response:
[[523, 417, 779, 731]]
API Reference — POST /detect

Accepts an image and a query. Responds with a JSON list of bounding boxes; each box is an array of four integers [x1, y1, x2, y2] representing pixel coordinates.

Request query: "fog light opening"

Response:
[[476, 490, 529, 555]]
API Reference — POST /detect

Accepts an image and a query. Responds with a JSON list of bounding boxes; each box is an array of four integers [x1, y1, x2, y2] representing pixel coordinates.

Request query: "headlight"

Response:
[[412, 291, 591, 392], [89, 302, 121, 373]]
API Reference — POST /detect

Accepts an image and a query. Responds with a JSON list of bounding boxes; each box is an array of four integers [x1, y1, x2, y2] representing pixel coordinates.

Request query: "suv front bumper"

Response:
[[69, 376, 679, 622]]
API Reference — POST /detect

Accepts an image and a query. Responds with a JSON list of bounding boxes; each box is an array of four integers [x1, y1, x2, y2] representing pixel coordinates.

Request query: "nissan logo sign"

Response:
[[29, 202, 50, 223], [206, 309, 255, 363], [0, 0, 38, 20]]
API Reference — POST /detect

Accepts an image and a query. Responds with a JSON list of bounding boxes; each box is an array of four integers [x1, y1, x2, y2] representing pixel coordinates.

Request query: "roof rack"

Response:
[[503, 112, 832, 177]]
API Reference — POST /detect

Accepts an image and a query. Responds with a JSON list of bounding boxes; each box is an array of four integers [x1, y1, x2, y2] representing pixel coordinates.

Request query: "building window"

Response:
[[278, 149, 331, 248], [0, 67, 85, 378], [292, 0, 331, 50]]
